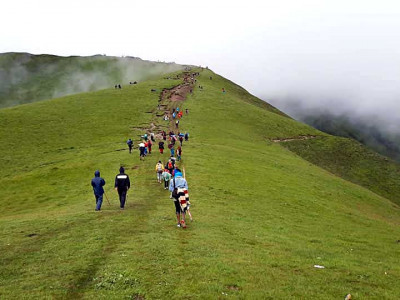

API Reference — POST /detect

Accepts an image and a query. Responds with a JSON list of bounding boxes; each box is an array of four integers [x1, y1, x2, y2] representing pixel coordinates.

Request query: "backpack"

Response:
[[171, 178, 179, 199], [168, 162, 173, 169]]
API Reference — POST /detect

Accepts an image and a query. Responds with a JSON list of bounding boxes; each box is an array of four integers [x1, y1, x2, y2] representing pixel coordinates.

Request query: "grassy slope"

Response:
[[281, 136, 400, 205], [1, 70, 400, 299], [0, 52, 183, 108]]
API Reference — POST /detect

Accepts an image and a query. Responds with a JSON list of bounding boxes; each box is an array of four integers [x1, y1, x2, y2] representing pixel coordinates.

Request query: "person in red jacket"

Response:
[[148, 139, 152, 154]]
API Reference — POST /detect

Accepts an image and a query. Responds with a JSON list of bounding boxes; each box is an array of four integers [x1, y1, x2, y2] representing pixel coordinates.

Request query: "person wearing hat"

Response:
[[169, 168, 189, 228], [114, 166, 130, 210], [126, 138, 133, 154], [162, 169, 172, 190], [139, 141, 146, 160], [91, 170, 106, 211]]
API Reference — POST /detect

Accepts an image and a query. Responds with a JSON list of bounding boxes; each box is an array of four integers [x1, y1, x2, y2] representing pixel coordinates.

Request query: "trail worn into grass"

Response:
[[270, 135, 320, 142]]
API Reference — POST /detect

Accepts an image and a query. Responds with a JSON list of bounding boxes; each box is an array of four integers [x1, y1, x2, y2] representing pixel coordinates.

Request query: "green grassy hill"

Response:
[[0, 52, 184, 108], [1, 69, 400, 299]]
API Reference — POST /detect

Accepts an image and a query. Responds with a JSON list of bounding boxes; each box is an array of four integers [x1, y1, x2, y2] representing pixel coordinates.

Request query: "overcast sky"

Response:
[[2, 0, 400, 131]]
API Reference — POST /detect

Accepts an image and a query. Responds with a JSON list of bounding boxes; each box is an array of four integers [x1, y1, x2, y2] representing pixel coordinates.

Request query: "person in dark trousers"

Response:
[[139, 142, 145, 160], [91, 170, 106, 211], [169, 169, 189, 228], [114, 167, 130, 210], [127, 138, 133, 154], [177, 146, 182, 161], [159, 141, 165, 154], [162, 169, 171, 190]]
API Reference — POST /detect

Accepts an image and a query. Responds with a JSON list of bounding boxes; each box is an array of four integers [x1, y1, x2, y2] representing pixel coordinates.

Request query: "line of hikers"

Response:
[[125, 130, 189, 161], [91, 73, 197, 229]]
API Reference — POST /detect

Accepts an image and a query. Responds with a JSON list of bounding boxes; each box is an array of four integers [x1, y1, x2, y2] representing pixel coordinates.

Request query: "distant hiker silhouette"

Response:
[[159, 141, 165, 154], [162, 169, 171, 190], [139, 142, 146, 160], [155, 161, 163, 183], [177, 146, 182, 161], [127, 138, 133, 154]]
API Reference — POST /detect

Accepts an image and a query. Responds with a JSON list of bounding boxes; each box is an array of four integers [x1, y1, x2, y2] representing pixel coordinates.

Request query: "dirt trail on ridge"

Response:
[[270, 135, 319, 142]]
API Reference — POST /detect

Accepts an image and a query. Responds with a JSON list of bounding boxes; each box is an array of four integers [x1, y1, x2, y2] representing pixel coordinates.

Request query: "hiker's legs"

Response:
[[129, 146, 132, 154], [187, 208, 193, 221], [174, 201, 181, 224], [119, 190, 127, 208], [95, 194, 103, 211], [164, 180, 168, 189], [180, 210, 187, 228], [181, 208, 186, 222]]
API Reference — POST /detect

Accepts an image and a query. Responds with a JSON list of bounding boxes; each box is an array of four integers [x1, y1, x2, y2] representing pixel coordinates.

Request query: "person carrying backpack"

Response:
[[114, 166, 130, 210], [167, 159, 174, 175], [139, 142, 145, 160], [91, 170, 106, 211], [158, 141, 164, 154], [184, 132, 189, 141], [155, 161, 163, 183], [177, 146, 182, 161], [170, 147, 175, 157], [169, 169, 189, 228], [162, 169, 171, 189], [127, 138, 133, 154]]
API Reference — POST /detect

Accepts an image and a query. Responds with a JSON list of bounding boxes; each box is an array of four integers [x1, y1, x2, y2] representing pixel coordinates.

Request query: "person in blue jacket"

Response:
[[169, 169, 189, 228], [91, 170, 106, 211]]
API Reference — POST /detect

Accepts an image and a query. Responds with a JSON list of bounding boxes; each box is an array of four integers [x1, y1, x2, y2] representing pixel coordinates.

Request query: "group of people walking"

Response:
[[155, 158, 192, 228], [91, 73, 196, 229], [90, 167, 131, 211]]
